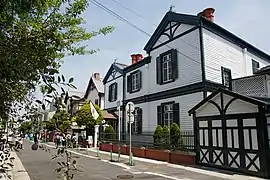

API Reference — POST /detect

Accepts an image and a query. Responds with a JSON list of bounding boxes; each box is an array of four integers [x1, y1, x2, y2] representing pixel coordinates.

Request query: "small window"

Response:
[[111, 84, 116, 101], [94, 99, 99, 105], [131, 73, 139, 91], [221, 67, 232, 89], [252, 59, 260, 74], [109, 83, 117, 102], [162, 53, 173, 82]]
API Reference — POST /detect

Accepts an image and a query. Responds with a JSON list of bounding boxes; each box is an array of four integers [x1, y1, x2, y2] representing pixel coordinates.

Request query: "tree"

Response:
[[50, 110, 71, 133], [162, 125, 170, 148], [19, 121, 32, 134], [104, 125, 115, 141], [0, 0, 114, 119], [74, 101, 101, 129], [153, 125, 163, 146], [170, 123, 184, 150]]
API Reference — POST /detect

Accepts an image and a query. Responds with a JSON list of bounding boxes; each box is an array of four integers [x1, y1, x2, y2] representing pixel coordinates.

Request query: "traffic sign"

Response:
[[126, 102, 134, 112], [126, 102, 135, 124]]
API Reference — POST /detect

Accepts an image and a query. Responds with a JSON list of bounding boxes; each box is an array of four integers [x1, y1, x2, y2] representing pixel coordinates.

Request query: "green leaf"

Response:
[[42, 104, 46, 110], [68, 77, 74, 83], [36, 100, 42, 104], [61, 75, 65, 82]]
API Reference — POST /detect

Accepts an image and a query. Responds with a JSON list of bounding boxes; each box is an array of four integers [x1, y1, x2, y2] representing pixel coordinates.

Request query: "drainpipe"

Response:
[[242, 47, 247, 76]]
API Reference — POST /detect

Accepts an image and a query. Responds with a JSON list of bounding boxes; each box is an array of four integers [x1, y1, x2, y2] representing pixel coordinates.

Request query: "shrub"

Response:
[[162, 125, 170, 148], [170, 123, 183, 150], [104, 125, 116, 142], [153, 125, 163, 146]]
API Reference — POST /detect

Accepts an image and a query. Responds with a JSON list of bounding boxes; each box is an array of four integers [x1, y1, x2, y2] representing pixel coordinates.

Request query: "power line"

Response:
[[108, 0, 157, 27], [90, 0, 221, 78]]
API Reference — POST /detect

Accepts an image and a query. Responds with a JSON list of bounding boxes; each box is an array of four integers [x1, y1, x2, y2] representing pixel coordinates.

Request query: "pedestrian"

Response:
[[34, 133, 38, 144], [55, 133, 60, 148]]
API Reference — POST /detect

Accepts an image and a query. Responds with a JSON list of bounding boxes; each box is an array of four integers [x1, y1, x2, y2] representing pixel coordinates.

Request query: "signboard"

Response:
[[90, 101, 99, 120], [126, 102, 135, 124]]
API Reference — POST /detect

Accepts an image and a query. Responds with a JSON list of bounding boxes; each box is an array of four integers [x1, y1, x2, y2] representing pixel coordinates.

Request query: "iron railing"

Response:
[[98, 131, 195, 152]]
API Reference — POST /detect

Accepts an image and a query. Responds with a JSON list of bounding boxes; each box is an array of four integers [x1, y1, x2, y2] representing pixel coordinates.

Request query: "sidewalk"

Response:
[[44, 142, 267, 180], [11, 151, 30, 180]]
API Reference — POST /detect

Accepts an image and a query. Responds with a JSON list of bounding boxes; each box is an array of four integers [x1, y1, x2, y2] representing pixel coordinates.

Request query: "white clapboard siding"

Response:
[[203, 28, 269, 84], [137, 92, 204, 132], [149, 28, 202, 94]]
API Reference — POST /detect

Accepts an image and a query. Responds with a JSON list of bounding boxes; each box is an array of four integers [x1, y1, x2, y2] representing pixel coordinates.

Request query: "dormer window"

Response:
[[221, 67, 232, 90]]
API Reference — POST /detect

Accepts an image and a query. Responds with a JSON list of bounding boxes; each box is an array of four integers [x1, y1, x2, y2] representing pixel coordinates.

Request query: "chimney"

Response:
[[197, 8, 215, 22], [131, 54, 137, 64], [93, 73, 100, 80], [131, 54, 144, 64]]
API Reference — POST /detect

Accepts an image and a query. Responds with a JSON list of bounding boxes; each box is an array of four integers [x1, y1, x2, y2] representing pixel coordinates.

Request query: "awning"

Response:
[[102, 110, 117, 120]]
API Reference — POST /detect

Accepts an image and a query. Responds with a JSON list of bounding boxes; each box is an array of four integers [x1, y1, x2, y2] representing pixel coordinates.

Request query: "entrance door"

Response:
[[196, 113, 268, 177]]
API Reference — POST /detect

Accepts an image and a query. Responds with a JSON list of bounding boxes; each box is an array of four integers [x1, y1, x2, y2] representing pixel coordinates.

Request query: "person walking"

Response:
[[34, 133, 38, 144]]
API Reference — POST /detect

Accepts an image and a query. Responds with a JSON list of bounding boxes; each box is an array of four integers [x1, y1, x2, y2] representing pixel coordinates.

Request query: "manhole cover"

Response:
[[116, 174, 134, 179]]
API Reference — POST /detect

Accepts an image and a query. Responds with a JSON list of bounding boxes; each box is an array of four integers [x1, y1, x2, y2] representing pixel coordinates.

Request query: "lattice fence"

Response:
[[232, 75, 267, 97]]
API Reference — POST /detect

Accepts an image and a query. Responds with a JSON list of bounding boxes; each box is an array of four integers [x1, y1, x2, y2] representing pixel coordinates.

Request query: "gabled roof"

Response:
[[103, 62, 127, 83], [188, 88, 269, 115], [84, 75, 104, 99], [144, 11, 270, 61]]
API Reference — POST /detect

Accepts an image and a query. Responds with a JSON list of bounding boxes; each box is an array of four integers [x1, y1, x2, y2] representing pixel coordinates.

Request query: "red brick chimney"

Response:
[[93, 73, 100, 80], [197, 8, 215, 22], [131, 54, 143, 64]]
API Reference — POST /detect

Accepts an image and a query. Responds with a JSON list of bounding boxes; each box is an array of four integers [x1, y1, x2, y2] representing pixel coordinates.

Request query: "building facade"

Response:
[[103, 8, 270, 135]]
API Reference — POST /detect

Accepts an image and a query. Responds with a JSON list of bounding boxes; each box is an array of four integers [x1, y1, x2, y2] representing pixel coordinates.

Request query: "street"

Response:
[[14, 141, 234, 180]]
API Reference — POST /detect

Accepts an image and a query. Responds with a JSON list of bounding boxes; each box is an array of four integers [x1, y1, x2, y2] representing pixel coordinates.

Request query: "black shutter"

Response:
[[138, 70, 142, 90], [137, 108, 142, 134], [173, 103, 180, 126], [114, 83, 117, 100], [127, 75, 131, 93], [156, 56, 162, 84], [108, 84, 112, 102], [171, 49, 178, 80], [157, 105, 163, 126]]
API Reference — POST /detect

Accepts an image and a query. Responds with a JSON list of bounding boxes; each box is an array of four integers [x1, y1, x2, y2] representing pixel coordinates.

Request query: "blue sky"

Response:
[[59, 0, 270, 93]]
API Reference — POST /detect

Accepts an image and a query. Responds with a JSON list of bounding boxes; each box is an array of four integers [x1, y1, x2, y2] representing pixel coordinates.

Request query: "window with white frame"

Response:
[[109, 83, 117, 102], [252, 59, 260, 74], [131, 73, 139, 91], [163, 104, 173, 127], [222, 67, 232, 89], [162, 53, 173, 82]]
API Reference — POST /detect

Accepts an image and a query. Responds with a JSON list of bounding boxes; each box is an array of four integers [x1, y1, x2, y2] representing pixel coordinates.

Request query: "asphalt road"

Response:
[[16, 141, 173, 180]]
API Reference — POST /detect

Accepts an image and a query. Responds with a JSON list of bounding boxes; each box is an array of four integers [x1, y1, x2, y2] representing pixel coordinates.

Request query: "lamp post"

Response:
[[117, 101, 121, 162], [126, 102, 134, 166]]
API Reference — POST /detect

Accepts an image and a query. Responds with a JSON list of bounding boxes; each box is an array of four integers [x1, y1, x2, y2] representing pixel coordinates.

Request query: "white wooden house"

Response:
[[84, 73, 105, 109], [103, 8, 270, 135]]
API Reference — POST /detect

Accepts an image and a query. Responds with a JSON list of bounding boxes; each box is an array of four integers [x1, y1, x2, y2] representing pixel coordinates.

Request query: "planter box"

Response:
[[132, 147, 145, 158], [112, 144, 120, 153], [120, 145, 128, 155], [145, 148, 170, 162], [100, 143, 112, 152], [169, 151, 195, 165]]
